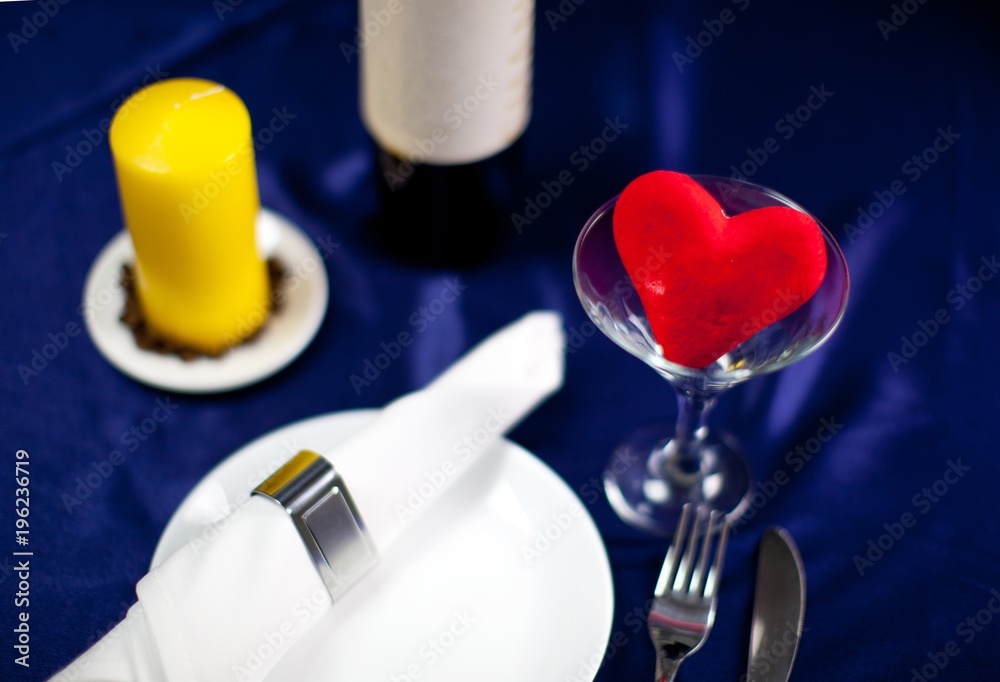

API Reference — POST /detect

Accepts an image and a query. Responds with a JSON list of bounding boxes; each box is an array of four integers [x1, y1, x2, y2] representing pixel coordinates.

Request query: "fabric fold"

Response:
[[51, 311, 565, 682]]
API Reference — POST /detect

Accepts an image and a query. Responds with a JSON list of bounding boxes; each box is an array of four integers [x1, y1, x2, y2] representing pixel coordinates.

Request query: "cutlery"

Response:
[[746, 527, 806, 681], [648, 504, 729, 682]]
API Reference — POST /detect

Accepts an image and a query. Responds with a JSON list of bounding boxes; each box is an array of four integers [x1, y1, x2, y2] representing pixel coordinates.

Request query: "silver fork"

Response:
[[648, 504, 729, 682]]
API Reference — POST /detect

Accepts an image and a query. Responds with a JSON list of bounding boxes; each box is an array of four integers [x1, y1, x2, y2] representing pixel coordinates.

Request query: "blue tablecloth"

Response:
[[2, 0, 999, 679]]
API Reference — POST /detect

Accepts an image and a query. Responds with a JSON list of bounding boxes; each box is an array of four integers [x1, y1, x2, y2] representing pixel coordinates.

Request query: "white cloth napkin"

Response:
[[51, 311, 565, 682]]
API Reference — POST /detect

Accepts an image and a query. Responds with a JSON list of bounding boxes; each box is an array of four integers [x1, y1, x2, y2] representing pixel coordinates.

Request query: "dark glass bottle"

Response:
[[359, 0, 534, 267], [369, 141, 523, 267]]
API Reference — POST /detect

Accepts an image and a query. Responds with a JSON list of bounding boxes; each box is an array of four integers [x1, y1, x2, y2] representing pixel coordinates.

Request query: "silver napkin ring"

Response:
[[252, 450, 378, 601]]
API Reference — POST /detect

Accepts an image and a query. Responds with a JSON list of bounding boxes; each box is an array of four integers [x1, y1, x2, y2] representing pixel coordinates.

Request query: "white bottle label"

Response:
[[360, 0, 534, 165]]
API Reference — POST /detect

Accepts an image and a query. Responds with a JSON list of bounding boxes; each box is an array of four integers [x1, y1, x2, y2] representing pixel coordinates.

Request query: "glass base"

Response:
[[603, 424, 751, 535]]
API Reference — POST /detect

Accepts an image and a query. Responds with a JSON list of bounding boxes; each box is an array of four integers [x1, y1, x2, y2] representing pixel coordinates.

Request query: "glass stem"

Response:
[[671, 390, 717, 464], [647, 388, 721, 481]]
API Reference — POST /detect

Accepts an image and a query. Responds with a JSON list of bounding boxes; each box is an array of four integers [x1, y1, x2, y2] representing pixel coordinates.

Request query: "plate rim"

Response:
[[152, 408, 615, 681]]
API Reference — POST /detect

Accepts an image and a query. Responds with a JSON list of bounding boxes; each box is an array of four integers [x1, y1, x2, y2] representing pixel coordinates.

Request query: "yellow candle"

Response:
[[109, 77, 269, 355]]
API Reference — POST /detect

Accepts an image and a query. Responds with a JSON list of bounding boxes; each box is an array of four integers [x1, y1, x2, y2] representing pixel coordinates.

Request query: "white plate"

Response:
[[82, 208, 329, 393], [153, 410, 615, 681]]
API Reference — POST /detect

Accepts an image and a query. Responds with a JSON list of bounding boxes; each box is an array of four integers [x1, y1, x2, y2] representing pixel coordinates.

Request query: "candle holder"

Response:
[[83, 209, 329, 393]]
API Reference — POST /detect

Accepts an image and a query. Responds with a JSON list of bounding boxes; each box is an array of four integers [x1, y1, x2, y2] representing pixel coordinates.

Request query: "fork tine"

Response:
[[654, 503, 692, 597], [648, 505, 729, 681], [702, 511, 730, 599], [674, 505, 704, 593], [691, 509, 718, 597]]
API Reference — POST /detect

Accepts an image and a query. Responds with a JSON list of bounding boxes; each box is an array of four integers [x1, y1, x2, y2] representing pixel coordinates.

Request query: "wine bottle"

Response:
[[359, 0, 534, 267]]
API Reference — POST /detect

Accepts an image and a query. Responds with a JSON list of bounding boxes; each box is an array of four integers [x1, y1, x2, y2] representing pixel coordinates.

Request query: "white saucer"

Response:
[[82, 209, 329, 393], [153, 410, 615, 681]]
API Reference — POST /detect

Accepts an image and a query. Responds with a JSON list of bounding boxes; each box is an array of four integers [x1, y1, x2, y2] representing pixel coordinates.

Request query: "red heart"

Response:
[[613, 171, 827, 369]]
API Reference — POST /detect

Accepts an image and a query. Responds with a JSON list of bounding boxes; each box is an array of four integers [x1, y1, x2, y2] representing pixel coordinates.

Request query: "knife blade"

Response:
[[746, 527, 806, 682]]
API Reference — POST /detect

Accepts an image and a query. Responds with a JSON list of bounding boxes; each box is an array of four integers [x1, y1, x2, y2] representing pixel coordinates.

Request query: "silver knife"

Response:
[[746, 527, 806, 682]]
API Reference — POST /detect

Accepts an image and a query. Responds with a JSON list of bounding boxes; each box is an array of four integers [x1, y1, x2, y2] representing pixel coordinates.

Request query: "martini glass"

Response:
[[572, 176, 849, 534]]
